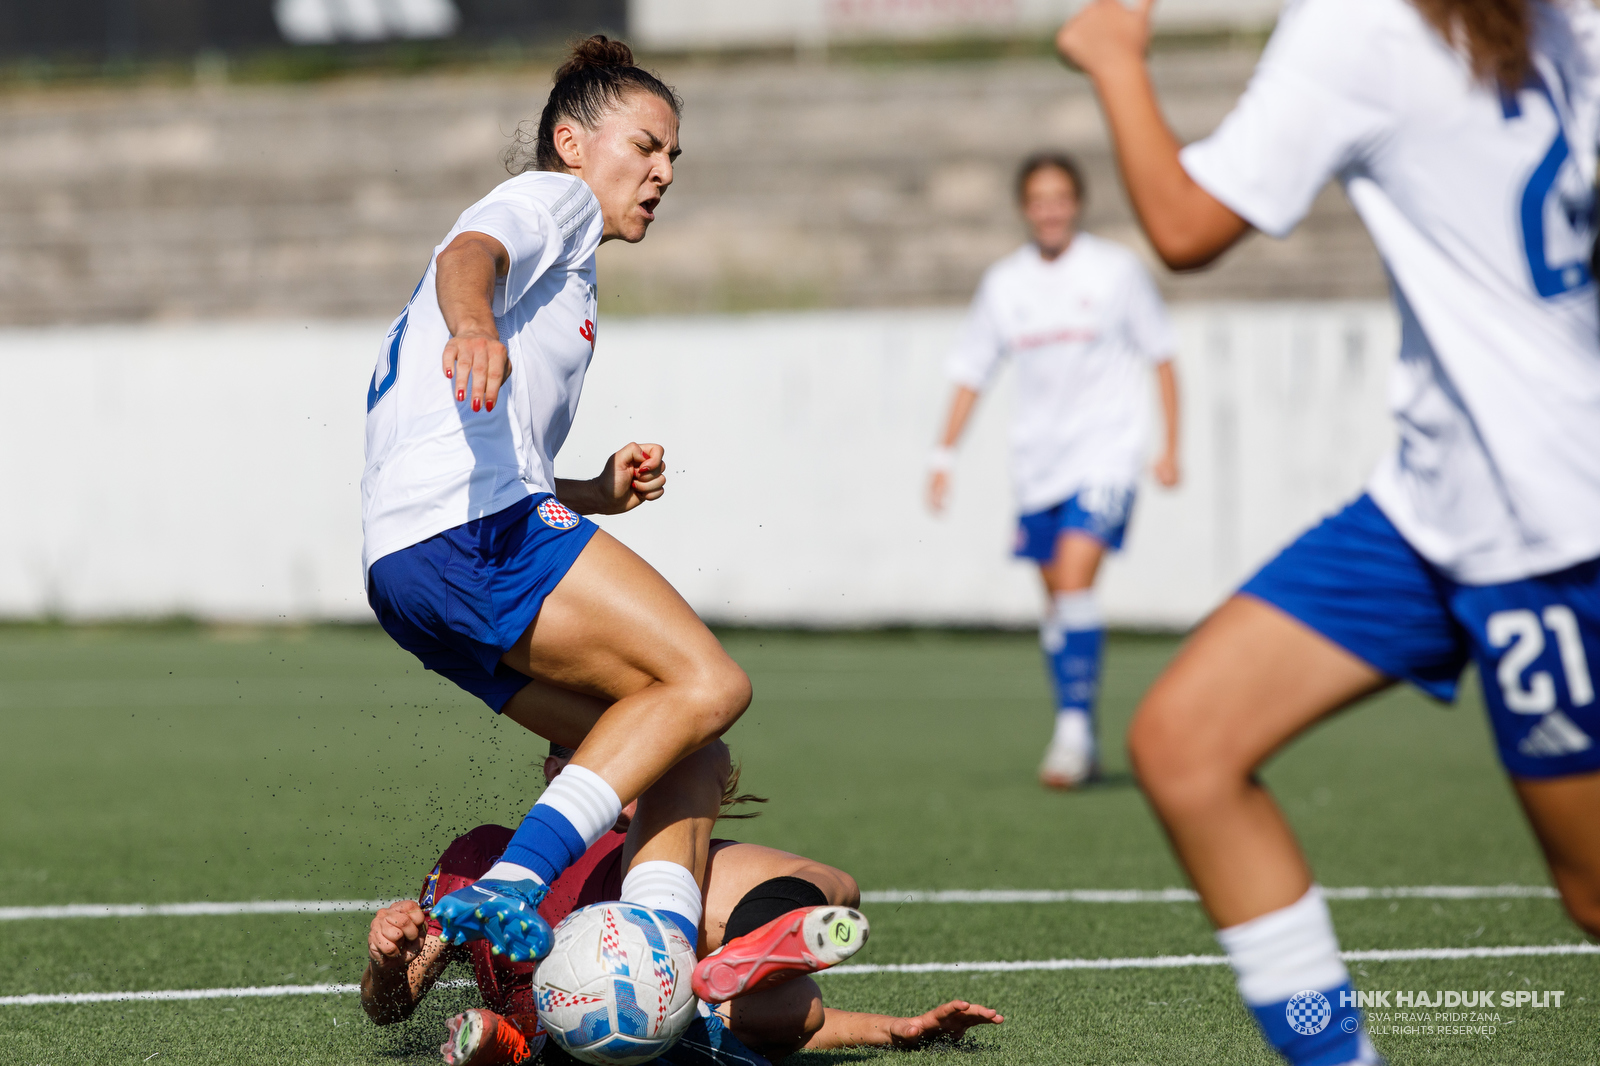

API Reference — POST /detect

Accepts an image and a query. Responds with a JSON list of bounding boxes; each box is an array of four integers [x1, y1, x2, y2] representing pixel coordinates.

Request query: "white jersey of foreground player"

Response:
[[1182, 0, 1600, 586], [947, 232, 1175, 515], [361, 172, 603, 575]]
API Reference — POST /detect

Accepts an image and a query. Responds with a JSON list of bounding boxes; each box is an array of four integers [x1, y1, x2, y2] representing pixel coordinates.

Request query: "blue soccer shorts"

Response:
[[1242, 494, 1600, 779], [1015, 485, 1136, 562], [367, 493, 599, 713]]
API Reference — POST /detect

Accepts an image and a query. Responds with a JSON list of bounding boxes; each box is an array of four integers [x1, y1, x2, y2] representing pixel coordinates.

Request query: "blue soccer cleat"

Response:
[[430, 879, 553, 963], [655, 1007, 771, 1066]]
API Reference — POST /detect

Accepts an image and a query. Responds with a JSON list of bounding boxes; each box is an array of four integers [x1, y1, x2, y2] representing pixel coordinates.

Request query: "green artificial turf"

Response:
[[0, 626, 1594, 1064]]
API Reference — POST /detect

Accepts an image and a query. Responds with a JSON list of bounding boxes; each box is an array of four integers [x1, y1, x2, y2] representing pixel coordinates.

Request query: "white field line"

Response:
[[858, 886, 1559, 904], [6, 946, 1596, 1007], [822, 943, 1600, 976], [0, 886, 1558, 923], [0, 979, 473, 1008], [0, 901, 387, 921]]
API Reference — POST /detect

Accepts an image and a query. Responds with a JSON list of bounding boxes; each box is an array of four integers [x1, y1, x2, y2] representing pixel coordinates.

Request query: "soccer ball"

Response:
[[533, 902, 699, 1066]]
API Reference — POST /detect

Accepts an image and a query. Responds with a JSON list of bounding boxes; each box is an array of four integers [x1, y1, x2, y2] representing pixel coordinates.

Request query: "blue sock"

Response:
[[492, 764, 622, 886], [1250, 982, 1366, 1066], [499, 804, 587, 885], [1217, 887, 1375, 1066], [1042, 591, 1105, 720], [659, 910, 700, 952]]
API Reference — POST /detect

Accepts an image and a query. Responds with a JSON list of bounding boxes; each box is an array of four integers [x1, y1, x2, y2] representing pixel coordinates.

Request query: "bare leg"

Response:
[[1040, 530, 1105, 595], [1513, 771, 1600, 937], [701, 843, 860, 954], [622, 740, 731, 902], [498, 677, 607, 750], [1129, 595, 1389, 926], [501, 529, 752, 805], [720, 977, 825, 1061]]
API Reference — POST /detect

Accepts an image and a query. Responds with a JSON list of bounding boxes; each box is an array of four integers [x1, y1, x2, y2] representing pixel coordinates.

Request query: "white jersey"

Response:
[[361, 172, 603, 575], [1182, 0, 1600, 585], [948, 233, 1175, 514]]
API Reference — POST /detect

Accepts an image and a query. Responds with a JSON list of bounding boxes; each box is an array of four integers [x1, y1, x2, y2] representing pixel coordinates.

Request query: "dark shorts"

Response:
[[1242, 494, 1600, 779], [368, 493, 598, 712], [1015, 486, 1136, 561]]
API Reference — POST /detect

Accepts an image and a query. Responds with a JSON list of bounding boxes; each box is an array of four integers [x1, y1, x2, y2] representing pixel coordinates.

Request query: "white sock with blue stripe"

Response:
[[484, 763, 621, 886], [1216, 886, 1377, 1066], [621, 860, 703, 951], [1042, 590, 1105, 739]]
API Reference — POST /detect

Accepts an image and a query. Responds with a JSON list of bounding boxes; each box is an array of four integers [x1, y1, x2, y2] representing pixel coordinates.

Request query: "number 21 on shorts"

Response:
[[1487, 606, 1595, 714]]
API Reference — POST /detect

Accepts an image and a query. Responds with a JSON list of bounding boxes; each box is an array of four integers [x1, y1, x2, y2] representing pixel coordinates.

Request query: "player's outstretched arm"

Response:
[[1056, 0, 1246, 269], [804, 999, 1004, 1051], [360, 899, 451, 1025], [555, 442, 666, 515], [928, 385, 980, 513], [1152, 360, 1180, 487]]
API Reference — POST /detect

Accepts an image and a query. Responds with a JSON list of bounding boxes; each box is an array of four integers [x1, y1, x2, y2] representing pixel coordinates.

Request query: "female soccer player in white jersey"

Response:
[[1060, 1, 1600, 1063], [361, 38, 752, 967], [928, 154, 1180, 790]]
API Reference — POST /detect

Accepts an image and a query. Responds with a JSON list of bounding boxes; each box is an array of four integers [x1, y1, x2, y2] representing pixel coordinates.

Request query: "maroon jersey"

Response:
[[418, 824, 628, 1014]]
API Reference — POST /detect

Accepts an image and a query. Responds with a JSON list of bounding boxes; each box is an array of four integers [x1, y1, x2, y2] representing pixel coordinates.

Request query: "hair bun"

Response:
[[554, 35, 636, 82]]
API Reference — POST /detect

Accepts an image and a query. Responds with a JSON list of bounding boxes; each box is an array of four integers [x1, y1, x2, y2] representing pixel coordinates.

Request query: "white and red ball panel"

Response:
[[533, 902, 698, 1066]]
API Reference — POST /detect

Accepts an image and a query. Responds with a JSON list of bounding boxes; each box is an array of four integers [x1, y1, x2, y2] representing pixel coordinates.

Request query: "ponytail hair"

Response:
[[1411, 0, 1532, 90], [504, 35, 682, 175]]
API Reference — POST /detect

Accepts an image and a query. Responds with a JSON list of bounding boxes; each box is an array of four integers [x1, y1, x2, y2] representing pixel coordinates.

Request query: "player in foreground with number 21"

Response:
[[361, 36, 752, 968], [1060, 0, 1600, 1063]]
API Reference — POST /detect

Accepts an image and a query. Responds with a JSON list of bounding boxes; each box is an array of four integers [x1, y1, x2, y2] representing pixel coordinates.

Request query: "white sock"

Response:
[[622, 861, 704, 934], [481, 859, 542, 884], [1215, 885, 1349, 1005], [538, 763, 624, 845], [1052, 589, 1102, 631], [1052, 708, 1093, 752], [481, 764, 621, 885]]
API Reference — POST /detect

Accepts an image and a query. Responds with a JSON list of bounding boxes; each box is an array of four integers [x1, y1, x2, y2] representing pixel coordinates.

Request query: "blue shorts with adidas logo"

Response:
[[1242, 494, 1600, 779]]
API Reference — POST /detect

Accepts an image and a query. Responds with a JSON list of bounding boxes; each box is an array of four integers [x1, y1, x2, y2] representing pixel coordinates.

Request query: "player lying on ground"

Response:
[[928, 151, 1180, 789], [362, 745, 1002, 1063], [1059, 0, 1600, 1064], [361, 33, 752, 969]]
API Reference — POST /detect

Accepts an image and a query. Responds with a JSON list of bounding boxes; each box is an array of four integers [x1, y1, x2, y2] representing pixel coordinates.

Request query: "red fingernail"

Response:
[[445, 368, 452, 378], [457, 389, 465, 401], [486, 400, 494, 411], [472, 398, 481, 412]]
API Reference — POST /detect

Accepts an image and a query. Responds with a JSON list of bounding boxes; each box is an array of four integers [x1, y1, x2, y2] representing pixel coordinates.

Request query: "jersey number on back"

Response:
[[367, 271, 427, 411], [1514, 76, 1594, 299]]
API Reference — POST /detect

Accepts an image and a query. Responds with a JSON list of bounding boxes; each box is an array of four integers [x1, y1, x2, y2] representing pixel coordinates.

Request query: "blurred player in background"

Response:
[[362, 744, 1002, 1065], [928, 153, 1180, 790], [361, 36, 755, 969], [1060, 0, 1600, 1063]]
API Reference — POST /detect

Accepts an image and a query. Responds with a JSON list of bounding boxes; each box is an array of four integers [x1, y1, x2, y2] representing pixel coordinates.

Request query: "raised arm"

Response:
[[1056, 0, 1247, 270], [436, 231, 512, 414]]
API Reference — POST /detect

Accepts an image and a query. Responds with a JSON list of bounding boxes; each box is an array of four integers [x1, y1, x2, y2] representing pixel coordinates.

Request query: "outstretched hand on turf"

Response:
[[368, 899, 429, 970], [888, 1000, 1005, 1048]]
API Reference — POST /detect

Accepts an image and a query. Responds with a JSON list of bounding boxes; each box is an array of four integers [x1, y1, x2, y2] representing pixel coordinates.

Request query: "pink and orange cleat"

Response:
[[691, 906, 869, 1003]]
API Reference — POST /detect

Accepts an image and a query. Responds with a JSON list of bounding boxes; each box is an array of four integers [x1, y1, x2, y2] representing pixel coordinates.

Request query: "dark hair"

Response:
[[549, 742, 576, 759], [504, 36, 682, 175], [1016, 152, 1086, 206], [1411, 0, 1531, 89]]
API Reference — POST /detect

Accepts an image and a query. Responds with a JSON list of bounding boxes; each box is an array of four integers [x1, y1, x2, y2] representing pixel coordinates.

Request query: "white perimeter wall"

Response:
[[0, 302, 1395, 628], [629, 0, 1284, 50]]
